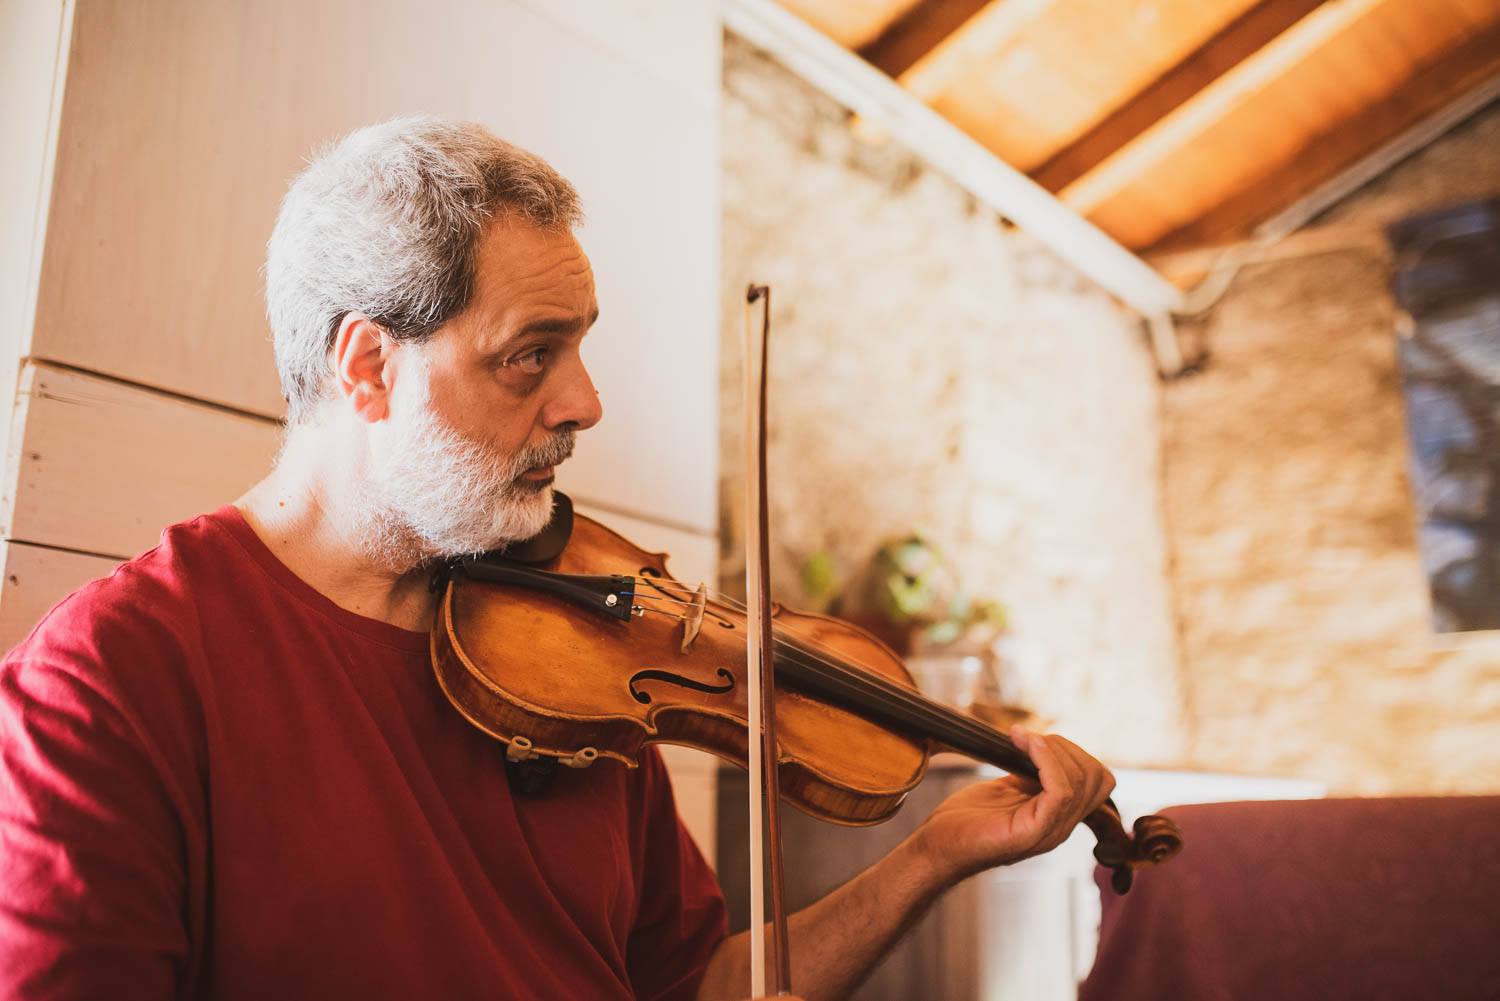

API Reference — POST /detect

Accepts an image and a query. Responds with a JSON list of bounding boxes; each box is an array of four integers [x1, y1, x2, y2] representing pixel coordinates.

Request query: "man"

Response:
[[0, 117, 1114, 1000]]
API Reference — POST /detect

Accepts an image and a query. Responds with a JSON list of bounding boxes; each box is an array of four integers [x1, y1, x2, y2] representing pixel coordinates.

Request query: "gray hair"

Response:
[[265, 115, 583, 424]]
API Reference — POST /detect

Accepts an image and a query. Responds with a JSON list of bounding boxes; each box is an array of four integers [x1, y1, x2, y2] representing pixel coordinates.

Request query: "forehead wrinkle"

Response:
[[461, 223, 595, 353], [477, 248, 592, 310]]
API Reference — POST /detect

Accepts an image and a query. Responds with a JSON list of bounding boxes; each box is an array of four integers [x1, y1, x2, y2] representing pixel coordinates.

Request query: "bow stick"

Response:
[[744, 283, 791, 996]]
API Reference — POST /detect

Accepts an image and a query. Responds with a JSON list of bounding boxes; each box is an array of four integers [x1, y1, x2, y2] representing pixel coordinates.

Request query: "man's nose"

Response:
[[545, 357, 603, 432]]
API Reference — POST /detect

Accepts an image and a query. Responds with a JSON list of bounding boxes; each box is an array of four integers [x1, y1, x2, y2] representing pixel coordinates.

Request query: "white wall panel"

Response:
[[32, 0, 720, 533], [0, 0, 70, 487], [512, 0, 720, 108]]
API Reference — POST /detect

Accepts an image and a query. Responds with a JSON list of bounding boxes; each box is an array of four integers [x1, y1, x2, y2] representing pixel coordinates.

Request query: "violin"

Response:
[[429, 489, 1183, 895]]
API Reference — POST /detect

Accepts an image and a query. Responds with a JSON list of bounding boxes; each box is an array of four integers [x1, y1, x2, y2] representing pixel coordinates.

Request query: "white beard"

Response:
[[353, 367, 574, 570]]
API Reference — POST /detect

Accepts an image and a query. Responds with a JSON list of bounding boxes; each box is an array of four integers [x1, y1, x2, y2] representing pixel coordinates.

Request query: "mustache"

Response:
[[512, 429, 576, 473]]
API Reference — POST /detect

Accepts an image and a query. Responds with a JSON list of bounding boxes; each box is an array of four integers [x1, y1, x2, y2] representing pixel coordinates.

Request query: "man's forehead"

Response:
[[472, 220, 597, 323]]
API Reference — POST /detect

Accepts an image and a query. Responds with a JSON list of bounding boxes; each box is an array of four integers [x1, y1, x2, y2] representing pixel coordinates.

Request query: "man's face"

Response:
[[361, 217, 603, 564]]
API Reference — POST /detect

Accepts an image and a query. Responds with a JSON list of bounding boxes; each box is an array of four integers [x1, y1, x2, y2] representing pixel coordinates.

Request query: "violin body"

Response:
[[432, 493, 1182, 891], [433, 510, 929, 825]]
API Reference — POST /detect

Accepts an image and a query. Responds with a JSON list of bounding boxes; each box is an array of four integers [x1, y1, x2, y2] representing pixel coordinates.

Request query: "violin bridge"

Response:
[[680, 582, 708, 652]]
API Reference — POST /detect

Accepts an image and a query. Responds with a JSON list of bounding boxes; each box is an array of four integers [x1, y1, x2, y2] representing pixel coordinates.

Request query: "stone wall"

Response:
[[718, 37, 1184, 765], [1163, 104, 1500, 794]]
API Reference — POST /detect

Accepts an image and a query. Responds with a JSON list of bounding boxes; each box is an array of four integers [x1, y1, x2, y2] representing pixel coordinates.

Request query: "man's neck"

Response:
[[235, 429, 439, 634]]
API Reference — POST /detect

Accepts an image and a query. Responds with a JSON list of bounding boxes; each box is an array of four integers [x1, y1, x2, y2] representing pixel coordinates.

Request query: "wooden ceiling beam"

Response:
[[1030, 0, 1329, 194], [775, 0, 927, 49], [1147, 20, 1500, 254], [1057, 0, 1387, 219], [725, 0, 1184, 317], [896, 0, 1053, 101], [858, 0, 996, 78]]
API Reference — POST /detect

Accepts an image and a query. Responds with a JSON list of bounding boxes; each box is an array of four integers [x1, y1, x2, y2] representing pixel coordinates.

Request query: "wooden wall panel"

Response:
[[0, 0, 69, 491], [0, 367, 725, 851], [9, 0, 722, 856], [3, 363, 280, 559], [0, 540, 118, 652], [513, 0, 721, 106], [32, 0, 720, 534]]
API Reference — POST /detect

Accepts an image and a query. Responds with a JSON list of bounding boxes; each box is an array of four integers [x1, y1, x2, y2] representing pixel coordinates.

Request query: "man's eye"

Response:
[[506, 347, 549, 375]]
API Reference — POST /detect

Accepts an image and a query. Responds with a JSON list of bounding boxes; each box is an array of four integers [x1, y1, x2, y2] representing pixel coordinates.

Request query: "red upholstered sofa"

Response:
[[1080, 797, 1500, 1001]]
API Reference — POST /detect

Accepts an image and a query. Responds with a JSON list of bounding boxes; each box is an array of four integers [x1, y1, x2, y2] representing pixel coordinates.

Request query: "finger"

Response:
[[1078, 748, 1117, 815], [1013, 728, 1074, 819], [1037, 734, 1092, 824], [998, 731, 1050, 834], [1006, 727, 1042, 792], [1022, 743, 1078, 854], [1047, 734, 1113, 814], [1047, 734, 1089, 792]]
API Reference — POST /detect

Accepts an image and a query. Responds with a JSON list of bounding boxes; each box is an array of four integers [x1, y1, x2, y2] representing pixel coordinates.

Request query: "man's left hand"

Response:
[[912, 727, 1116, 885]]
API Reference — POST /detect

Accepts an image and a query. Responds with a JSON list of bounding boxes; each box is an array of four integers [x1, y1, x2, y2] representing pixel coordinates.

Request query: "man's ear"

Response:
[[332, 313, 396, 423]]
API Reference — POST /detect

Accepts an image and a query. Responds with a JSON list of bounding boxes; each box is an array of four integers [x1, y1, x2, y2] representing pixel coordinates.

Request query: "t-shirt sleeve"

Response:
[[625, 751, 729, 1001], [0, 596, 196, 1000]]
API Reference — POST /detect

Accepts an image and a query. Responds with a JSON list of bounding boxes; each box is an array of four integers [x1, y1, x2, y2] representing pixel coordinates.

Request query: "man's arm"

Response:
[[0, 653, 192, 1001], [695, 729, 1115, 1001]]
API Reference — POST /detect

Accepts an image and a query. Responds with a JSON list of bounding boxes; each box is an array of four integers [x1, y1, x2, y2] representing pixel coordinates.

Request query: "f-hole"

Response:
[[629, 667, 736, 705]]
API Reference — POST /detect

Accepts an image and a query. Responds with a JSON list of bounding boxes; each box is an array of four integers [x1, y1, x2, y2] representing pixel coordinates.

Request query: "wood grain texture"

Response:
[[1059, 0, 1390, 219], [778, 0, 925, 48], [3, 363, 280, 559], [566, 505, 720, 857], [0, 540, 118, 652], [858, 0, 994, 78], [440, 513, 925, 800], [1030, 0, 1329, 193], [1071, 0, 1500, 249], [1148, 20, 1500, 251], [572, 500, 719, 593], [906, 0, 1267, 171]]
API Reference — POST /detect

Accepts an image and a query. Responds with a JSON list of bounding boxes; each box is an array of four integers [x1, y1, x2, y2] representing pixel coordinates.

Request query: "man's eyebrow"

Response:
[[515, 308, 600, 337]]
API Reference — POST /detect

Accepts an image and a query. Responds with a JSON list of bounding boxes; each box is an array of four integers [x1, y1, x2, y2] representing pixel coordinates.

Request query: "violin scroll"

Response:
[[1085, 803, 1185, 894]]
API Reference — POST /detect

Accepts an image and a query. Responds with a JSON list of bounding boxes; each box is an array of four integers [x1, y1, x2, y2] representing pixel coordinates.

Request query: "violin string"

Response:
[[619, 576, 1020, 755], [625, 578, 1015, 749], [487, 569, 1022, 761], [772, 635, 1026, 766], [621, 581, 1024, 764], [463, 567, 1023, 763]]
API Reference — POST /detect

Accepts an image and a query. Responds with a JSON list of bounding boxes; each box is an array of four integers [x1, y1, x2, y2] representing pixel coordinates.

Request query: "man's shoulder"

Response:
[[0, 509, 254, 772], [5, 507, 246, 677]]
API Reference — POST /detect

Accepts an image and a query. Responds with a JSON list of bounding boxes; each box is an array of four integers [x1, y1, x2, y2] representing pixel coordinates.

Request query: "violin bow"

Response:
[[744, 283, 792, 996]]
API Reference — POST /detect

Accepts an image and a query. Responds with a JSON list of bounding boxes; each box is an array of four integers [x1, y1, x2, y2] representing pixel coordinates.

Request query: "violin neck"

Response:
[[772, 634, 1038, 782]]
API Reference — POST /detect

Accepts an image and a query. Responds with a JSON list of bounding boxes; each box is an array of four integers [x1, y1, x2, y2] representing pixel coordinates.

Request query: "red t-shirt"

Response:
[[0, 506, 727, 1000]]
